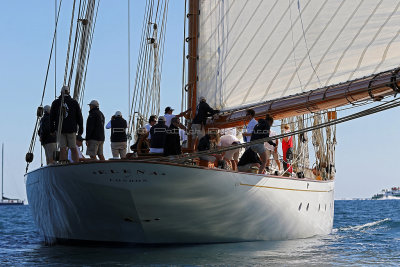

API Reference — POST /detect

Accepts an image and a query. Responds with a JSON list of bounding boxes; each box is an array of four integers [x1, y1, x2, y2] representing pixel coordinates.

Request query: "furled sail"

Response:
[[197, 0, 400, 113]]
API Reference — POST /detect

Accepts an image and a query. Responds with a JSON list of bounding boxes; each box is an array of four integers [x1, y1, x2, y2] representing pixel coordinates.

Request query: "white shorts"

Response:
[[86, 140, 104, 156], [43, 143, 56, 163], [111, 142, 127, 158], [59, 133, 76, 149], [224, 148, 240, 161]]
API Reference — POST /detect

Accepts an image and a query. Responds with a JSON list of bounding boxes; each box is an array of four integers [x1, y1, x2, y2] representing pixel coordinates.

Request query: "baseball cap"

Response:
[[164, 106, 174, 113], [88, 100, 99, 107], [61, 85, 70, 94], [199, 96, 206, 101], [43, 105, 51, 113], [158, 116, 166, 122], [114, 111, 122, 117]]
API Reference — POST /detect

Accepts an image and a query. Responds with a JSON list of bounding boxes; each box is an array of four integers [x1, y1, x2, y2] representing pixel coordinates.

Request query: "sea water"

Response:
[[0, 200, 399, 266]]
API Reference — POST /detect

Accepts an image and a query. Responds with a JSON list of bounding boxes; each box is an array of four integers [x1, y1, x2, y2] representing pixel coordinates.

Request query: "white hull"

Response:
[[26, 161, 334, 244]]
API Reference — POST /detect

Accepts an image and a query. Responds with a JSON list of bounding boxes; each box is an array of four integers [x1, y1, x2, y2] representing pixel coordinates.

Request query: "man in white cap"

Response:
[[50, 86, 83, 162], [85, 100, 105, 160], [191, 96, 219, 150], [163, 106, 191, 127], [38, 105, 57, 164], [149, 116, 168, 153], [106, 111, 128, 158]]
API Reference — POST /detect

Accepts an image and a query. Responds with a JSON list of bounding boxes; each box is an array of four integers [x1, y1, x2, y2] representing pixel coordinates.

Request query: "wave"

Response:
[[337, 218, 391, 232]]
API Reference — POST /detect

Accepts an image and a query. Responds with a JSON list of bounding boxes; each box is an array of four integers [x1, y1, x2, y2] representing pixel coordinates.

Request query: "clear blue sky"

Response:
[[0, 1, 398, 200]]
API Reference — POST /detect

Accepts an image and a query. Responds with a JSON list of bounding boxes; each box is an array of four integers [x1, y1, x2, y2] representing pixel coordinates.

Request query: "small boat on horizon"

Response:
[[372, 187, 400, 200], [1, 143, 24, 206]]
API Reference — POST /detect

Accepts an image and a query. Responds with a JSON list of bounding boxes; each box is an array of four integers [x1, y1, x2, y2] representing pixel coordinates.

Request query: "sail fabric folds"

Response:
[[197, 0, 400, 111]]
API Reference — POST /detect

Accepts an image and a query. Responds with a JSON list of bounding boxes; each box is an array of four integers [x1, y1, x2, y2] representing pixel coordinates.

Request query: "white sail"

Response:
[[197, 0, 400, 110]]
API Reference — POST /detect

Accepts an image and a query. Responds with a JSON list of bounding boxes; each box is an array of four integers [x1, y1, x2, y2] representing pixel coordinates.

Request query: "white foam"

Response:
[[377, 196, 400, 200], [339, 218, 390, 231]]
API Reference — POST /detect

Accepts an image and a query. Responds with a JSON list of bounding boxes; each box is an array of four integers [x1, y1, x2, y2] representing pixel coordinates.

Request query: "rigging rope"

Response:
[[26, 0, 98, 172], [296, 0, 321, 87], [63, 0, 77, 86], [128, 0, 169, 142], [55, 0, 58, 99], [25, 0, 63, 173], [128, 0, 132, 144]]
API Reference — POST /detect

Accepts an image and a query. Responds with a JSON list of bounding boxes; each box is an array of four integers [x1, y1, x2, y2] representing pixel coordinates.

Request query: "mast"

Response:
[[187, 0, 199, 149]]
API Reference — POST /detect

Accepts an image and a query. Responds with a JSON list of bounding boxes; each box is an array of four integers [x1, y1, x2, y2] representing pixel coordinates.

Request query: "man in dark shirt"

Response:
[[38, 105, 57, 164], [50, 86, 83, 162], [237, 148, 261, 173], [191, 96, 219, 150], [249, 114, 276, 174], [197, 132, 222, 164], [149, 116, 168, 154], [85, 100, 105, 160], [164, 117, 182, 156]]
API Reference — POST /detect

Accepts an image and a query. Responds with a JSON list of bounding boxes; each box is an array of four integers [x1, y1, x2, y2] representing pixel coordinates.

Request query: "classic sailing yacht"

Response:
[[25, 0, 400, 244], [1, 144, 24, 206]]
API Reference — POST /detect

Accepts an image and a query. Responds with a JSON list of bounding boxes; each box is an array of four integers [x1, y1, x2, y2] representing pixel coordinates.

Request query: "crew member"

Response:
[[197, 132, 222, 164], [282, 124, 293, 173], [265, 117, 281, 172], [237, 148, 261, 173], [106, 111, 128, 159], [164, 117, 182, 156], [145, 115, 157, 132], [130, 127, 150, 155], [85, 100, 105, 160], [218, 134, 240, 171], [149, 116, 168, 153], [242, 109, 257, 142], [249, 114, 277, 174], [164, 106, 191, 127], [38, 105, 57, 164], [50, 86, 83, 162], [68, 135, 86, 162], [191, 96, 219, 150]]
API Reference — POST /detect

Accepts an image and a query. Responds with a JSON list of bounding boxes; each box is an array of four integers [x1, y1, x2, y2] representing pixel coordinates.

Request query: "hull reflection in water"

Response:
[[25, 161, 334, 244]]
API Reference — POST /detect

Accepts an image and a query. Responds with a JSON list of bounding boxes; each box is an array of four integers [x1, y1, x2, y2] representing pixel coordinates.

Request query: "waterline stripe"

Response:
[[239, 183, 332, 193]]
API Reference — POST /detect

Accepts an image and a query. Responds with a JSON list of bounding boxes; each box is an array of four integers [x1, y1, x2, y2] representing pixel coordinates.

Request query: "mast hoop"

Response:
[[390, 68, 400, 93], [305, 90, 315, 113], [184, 82, 195, 92], [344, 80, 356, 105], [186, 55, 198, 60], [322, 86, 331, 101], [186, 10, 200, 18], [368, 73, 381, 100], [268, 99, 275, 112]]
